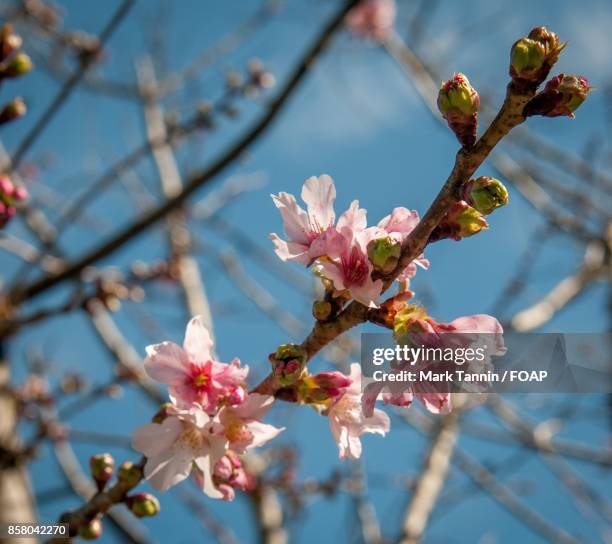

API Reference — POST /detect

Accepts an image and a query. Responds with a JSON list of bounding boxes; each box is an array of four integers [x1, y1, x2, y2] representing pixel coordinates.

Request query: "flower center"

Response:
[[189, 363, 211, 391], [225, 420, 253, 446], [177, 426, 204, 453], [342, 246, 368, 286]]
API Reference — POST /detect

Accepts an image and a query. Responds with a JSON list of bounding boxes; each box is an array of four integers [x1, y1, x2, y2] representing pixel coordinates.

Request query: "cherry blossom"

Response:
[[132, 404, 227, 497], [218, 393, 284, 453], [269, 174, 337, 265], [363, 310, 505, 415], [327, 363, 390, 460], [144, 316, 248, 412], [317, 201, 384, 307]]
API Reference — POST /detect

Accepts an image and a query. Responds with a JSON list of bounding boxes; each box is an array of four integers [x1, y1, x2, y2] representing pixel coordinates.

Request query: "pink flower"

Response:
[[269, 175, 337, 265], [328, 363, 390, 460], [144, 316, 248, 412], [132, 404, 227, 497], [376, 207, 429, 281], [218, 393, 284, 453], [345, 0, 396, 42], [364, 312, 505, 415], [318, 201, 383, 307]]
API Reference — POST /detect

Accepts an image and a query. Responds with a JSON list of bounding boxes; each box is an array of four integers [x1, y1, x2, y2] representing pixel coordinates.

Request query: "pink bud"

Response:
[[13, 186, 28, 201], [0, 176, 14, 197]]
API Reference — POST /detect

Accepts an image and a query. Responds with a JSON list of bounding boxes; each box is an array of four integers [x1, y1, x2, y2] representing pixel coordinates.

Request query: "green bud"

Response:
[[367, 237, 401, 274], [437, 73, 480, 147], [437, 73, 480, 117], [449, 202, 489, 239], [393, 304, 429, 341], [0, 97, 26, 125], [465, 176, 509, 215], [274, 343, 306, 363], [89, 453, 114, 491], [510, 26, 566, 85], [523, 74, 593, 118], [117, 461, 142, 487], [127, 493, 160, 518], [2, 52, 33, 78], [78, 518, 102, 540], [510, 38, 545, 78]]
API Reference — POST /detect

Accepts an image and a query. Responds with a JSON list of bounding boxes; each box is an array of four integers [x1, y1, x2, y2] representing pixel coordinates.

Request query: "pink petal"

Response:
[[194, 454, 224, 499], [271, 192, 310, 244], [337, 200, 367, 237], [269, 233, 310, 264], [146, 447, 194, 492], [184, 316, 214, 363], [233, 393, 274, 420], [301, 175, 336, 230], [145, 341, 189, 386], [245, 421, 284, 448], [132, 418, 183, 457]]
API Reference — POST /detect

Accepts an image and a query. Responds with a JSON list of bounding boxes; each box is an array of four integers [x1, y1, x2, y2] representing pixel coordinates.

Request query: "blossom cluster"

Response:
[[270, 175, 428, 307], [268, 175, 505, 456], [132, 316, 283, 500]]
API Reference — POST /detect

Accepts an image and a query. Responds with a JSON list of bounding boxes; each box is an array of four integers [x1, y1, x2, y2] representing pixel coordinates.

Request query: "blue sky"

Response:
[[2, 0, 611, 542]]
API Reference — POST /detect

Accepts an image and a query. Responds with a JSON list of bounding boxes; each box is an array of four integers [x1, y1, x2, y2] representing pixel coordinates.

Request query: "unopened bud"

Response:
[[0, 25, 22, 62], [463, 176, 509, 215], [117, 461, 142, 487], [270, 344, 306, 386], [430, 201, 488, 242], [510, 26, 565, 86], [523, 74, 593, 118], [0, 97, 26, 125], [297, 371, 352, 408], [437, 73, 480, 147], [448, 201, 488, 239], [312, 299, 332, 321], [393, 304, 429, 340], [367, 237, 401, 274], [127, 493, 160, 518], [1, 52, 33, 78], [90, 453, 114, 491], [78, 517, 102, 540]]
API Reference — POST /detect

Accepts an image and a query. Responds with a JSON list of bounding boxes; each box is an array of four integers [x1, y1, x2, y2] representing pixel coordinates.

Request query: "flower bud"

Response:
[[89, 453, 114, 491], [367, 237, 401, 274], [523, 74, 593, 118], [117, 461, 142, 487], [0, 97, 26, 125], [510, 26, 565, 86], [437, 73, 480, 148], [78, 518, 103, 541], [393, 304, 429, 340], [463, 176, 509, 215], [297, 371, 352, 408], [1, 52, 33, 78], [127, 493, 160, 518], [269, 344, 306, 386], [447, 201, 488, 239], [312, 299, 332, 321], [430, 201, 488, 242], [0, 25, 22, 62]]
